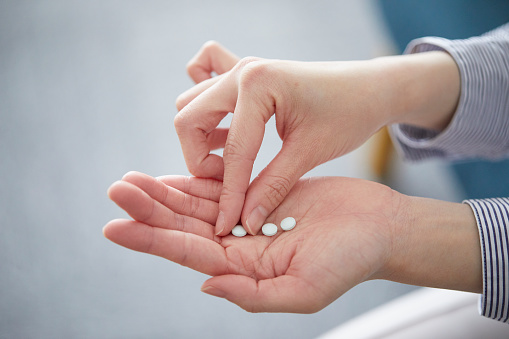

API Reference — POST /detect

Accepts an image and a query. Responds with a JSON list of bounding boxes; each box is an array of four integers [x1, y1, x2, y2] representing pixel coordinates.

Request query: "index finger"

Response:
[[156, 175, 223, 202], [187, 41, 240, 83], [103, 219, 228, 276], [216, 63, 275, 236], [174, 76, 237, 180]]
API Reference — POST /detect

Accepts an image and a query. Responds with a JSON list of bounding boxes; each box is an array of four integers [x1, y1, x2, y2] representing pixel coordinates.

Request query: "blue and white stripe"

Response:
[[389, 23, 509, 323], [390, 23, 509, 161], [465, 198, 509, 322]]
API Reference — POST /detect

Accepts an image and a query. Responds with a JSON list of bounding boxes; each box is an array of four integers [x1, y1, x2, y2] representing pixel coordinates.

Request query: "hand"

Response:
[[104, 171, 481, 312], [183, 40, 240, 84], [174, 43, 460, 237], [175, 52, 389, 237], [103, 171, 398, 313]]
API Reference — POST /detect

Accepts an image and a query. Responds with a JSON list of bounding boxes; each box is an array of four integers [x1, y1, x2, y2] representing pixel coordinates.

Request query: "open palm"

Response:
[[104, 171, 398, 313]]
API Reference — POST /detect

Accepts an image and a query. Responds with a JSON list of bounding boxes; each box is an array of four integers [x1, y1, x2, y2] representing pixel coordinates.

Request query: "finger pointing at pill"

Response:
[[177, 53, 387, 238], [241, 144, 313, 235]]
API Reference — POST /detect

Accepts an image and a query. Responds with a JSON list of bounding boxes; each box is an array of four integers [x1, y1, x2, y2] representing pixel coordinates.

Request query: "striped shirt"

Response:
[[390, 24, 509, 323]]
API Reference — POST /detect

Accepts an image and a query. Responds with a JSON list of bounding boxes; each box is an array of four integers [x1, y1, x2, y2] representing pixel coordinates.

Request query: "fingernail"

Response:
[[215, 211, 225, 235], [246, 205, 268, 234], [201, 285, 226, 298]]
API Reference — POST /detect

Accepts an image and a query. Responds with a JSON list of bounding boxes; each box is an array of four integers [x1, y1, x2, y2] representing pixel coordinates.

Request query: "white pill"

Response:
[[262, 223, 278, 236], [280, 217, 296, 231], [232, 225, 247, 237]]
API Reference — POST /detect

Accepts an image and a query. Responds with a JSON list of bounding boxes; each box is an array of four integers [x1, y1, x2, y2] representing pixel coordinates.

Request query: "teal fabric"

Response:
[[379, 0, 509, 199]]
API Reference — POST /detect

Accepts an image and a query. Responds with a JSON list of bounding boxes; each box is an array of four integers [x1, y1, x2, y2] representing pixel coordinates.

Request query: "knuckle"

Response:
[[173, 212, 186, 232], [187, 41, 220, 73], [223, 134, 253, 165], [175, 94, 186, 111], [263, 175, 292, 207], [185, 58, 201, 77], [219, 183, 242, 198], [222, 137, 242, 159], [243, 56, 261, 64], [139, 201, 155, 224], [142, 227, 156, 254], [173, 113, 186, 131], [186, 56, 199, 73], [236, 56, 260, 69], [186, 162, 201, 177], [206, 178, 221, 199], [202, 40, 220, 52], [187, 195, 201, 218], [180, 193, 189, 215], [235, 59, 279, 97], [238, 59, 269, 84]]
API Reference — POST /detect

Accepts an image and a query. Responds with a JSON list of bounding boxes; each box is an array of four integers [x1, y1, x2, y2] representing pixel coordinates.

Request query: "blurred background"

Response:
[[0, 0, 490, 338]]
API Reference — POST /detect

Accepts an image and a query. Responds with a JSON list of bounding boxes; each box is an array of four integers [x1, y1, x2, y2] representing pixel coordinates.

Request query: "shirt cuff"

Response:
[[464, 198, 509, 323], [390, 26, 509, 161]]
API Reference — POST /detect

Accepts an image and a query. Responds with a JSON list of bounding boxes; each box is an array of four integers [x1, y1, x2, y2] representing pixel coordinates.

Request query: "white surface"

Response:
[[232, 225, 247, 237], [318, 288, 509, 339], [281, 217, 297, 231], [262, 223, 278, 237]]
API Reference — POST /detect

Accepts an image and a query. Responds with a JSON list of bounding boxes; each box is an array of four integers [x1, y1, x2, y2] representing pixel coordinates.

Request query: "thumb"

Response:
[[201, 274, 322, 313], [242, 146, 310, 235]]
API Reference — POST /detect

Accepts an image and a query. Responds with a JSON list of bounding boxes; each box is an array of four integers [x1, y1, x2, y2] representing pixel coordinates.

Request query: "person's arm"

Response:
[[175, 46, 462, 237], [388, 23, 509, 323], [390, 23, 509, 161], [383, 195, 482, 294], [464, 198, 509, 322], [103, 172, 483, 313]]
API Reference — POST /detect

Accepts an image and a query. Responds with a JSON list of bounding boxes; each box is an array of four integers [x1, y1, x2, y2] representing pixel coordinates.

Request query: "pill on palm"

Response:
[[262, 223, 278, 236], [232, 225, 247, 237], [281, 217, 296, 231]]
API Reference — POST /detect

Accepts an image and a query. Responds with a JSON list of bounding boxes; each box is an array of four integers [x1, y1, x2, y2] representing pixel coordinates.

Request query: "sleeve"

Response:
[[464, 198, 509, 323], [389, 23, 509, 162], [389, 24, 509, 323]]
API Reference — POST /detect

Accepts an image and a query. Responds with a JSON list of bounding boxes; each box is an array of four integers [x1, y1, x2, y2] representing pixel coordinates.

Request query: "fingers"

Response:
[[103, 219, 227, 276], [215, 64, 275, 236], [176, 76, 221, 111], [206, 127, 229, 151], [176, 59, 277, 236], [107, 180, 216, 239], [121, 171, 220, 225], [155, 174, 223, 202], [201, 274, 325, 313], [174, 75, 239, 180], [241, 145, 310, 235], [187, 40, 240, 83]]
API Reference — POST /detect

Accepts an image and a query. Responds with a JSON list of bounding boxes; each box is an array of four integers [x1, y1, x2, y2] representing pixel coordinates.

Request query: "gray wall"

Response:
[[0, 1, 462, 338]]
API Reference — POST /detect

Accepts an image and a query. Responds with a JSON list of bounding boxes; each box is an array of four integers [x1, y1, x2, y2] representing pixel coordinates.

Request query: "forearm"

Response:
[[389, 23, 509, 161], [370, 51, 461, 131], [381, 195, 482, 294]]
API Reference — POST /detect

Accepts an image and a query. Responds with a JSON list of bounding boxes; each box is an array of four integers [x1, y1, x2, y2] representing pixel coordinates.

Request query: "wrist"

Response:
[[371, 51, 460, 131], [381, 194, 482, 293]]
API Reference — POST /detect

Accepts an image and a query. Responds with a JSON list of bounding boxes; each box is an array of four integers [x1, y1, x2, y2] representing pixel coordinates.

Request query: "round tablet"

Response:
[[280, 217, 296, 231], [262, 223, 278, 237], [232, 225, 247, 237]]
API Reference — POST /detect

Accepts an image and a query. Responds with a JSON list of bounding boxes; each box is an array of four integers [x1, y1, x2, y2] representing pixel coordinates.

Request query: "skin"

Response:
[[174, 41, 461, 236], [103, 42, 480, 313], [103, 171, 481, 313]]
